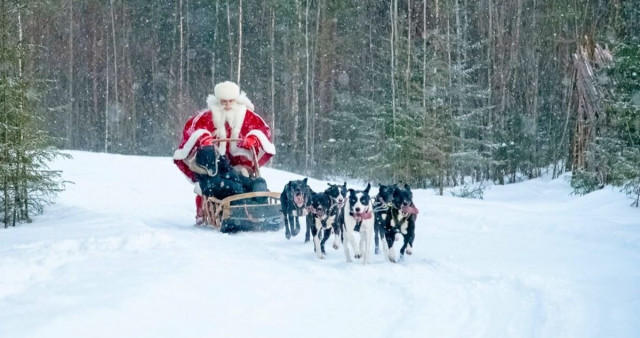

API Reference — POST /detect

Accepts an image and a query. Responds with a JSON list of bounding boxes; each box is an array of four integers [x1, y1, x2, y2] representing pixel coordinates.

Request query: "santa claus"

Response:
[[173, 81, 276, 224]]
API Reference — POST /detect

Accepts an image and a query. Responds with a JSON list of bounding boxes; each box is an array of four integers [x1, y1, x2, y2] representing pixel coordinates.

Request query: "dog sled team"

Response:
[[281, 178, 419, 264], [173, 80, 419, 263]]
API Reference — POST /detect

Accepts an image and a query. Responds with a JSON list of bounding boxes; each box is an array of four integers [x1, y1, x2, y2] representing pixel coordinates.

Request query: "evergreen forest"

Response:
[[1, 0, 639, 227]]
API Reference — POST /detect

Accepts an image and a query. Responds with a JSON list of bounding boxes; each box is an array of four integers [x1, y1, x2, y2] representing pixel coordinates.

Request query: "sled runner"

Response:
[[200, 140, 284, 233], [202, 191, 283, 233]]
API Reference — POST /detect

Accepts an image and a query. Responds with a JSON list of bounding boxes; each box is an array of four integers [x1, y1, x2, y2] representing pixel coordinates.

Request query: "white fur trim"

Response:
[[246, 130, 276, 155], [194, 182, 203, 195], [207, 92, 254, 112], [236, 91, 255, 111], [214, 81, 240, 100], [173, 129, 211, 160], [206, 95, 218, 113]]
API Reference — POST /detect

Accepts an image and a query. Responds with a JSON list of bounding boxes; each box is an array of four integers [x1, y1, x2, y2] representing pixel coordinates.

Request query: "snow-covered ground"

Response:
[[1, 151, 639, 338]]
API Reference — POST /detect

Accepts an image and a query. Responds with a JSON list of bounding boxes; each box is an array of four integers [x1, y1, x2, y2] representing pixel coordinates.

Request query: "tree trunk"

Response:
[[291, 0, 301, 162], [211, 0, 218, 88], [186, 0, 190, 96], [532, 0, 540, 177], [270, 6, 275, 146], [104, 22, 110, 152], [110, 0, 118, 111], [179, 0, 184, 111], [304, 0, 310, 171], [236, 0, 242, 84], [422, 0, 426, 109], [390, 0, 396, 136], [405, 0, 411, 108], [487, 0, 493, 138], [91, 9, 99, 143], [67, 0, 74, 148], [310, 0, 321, 170], [455, 0, 462, 120], [226, 0, 234, 80], [17, 3, 26, 220]]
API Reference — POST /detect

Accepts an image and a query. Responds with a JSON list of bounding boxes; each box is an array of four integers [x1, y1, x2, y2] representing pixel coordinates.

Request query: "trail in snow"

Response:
[[0, 151, 638, 338]]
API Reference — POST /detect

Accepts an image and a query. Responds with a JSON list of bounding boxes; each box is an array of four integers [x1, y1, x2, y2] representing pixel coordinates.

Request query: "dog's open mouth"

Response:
[[294, 195, 305, 207], [354, 210, 373, 221], [401, 205, 419, 217]]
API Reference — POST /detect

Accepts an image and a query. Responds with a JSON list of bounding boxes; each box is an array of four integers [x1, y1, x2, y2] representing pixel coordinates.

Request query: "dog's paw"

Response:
[[389, 251, 397, 263], [398, 255, 405, 263], [332, 243, 339, 250], [285, 232, 291, 240], [406, 247, 413, 255], [354, 253, 362, 259], [318, 255, 326, 260], [375, 247, 380, 255]]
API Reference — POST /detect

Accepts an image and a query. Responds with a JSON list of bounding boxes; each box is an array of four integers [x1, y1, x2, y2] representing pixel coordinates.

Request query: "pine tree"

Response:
[[602, 42, 640, 206], [0, 0, 68, 227]]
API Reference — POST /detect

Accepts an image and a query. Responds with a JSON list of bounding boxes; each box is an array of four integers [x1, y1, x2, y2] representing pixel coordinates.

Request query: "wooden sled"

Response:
[[198, 138, 283, 233], [202, 191, 283, 233]]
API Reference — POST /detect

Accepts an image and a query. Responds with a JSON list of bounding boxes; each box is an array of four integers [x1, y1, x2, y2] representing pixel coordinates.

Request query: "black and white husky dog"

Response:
[[323, 182, 347, 249], [305, 192, 339, 259], [381, 184, 419, 263], [342, 183, 375, 264], [373, 184, 395, 255]]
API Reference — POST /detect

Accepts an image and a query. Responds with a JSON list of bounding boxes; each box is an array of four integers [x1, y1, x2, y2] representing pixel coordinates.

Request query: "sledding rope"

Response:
[[372, 201, 391, 213], [243, 203, 258, 222], [251, 147, 261, 178]]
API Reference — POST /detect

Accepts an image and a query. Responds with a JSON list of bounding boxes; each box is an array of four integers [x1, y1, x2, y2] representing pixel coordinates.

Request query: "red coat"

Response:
[[173, 94, 275, 182]]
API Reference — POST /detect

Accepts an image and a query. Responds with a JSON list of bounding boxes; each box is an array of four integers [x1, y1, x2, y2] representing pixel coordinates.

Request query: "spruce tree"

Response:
[[0, 0, 67, 227], [602, 42, 640, 206]]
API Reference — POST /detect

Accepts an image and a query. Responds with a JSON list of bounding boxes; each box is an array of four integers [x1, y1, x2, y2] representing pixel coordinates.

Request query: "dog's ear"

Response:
[[218, 155, 233, 172], [364, 183, 371, 193], [393, 186, 400, 197], [404, 183, 411, 192], [303, 177, 308, 185]]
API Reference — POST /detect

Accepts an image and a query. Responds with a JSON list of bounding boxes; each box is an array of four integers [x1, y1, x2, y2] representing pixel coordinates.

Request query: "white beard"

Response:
[[207, 97, 247, 155]]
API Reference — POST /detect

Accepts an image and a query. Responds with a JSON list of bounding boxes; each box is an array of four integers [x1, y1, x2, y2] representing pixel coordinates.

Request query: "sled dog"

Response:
[[342, 183, 375, 264], [373, 184, 395, 255], [322, 182, 347, 248], [280, 178, 313, 240], [305, 192, 339, 259], [381, 184, 418, 263]]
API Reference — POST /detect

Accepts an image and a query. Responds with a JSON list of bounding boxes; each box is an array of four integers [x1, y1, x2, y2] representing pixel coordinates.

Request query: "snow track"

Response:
[[1, 151, 638, 338]]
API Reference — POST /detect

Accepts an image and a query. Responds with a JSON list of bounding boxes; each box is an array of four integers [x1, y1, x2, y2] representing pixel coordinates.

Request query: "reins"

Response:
[[198, 138, 243, 178], [372, 196, 392, 213]]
